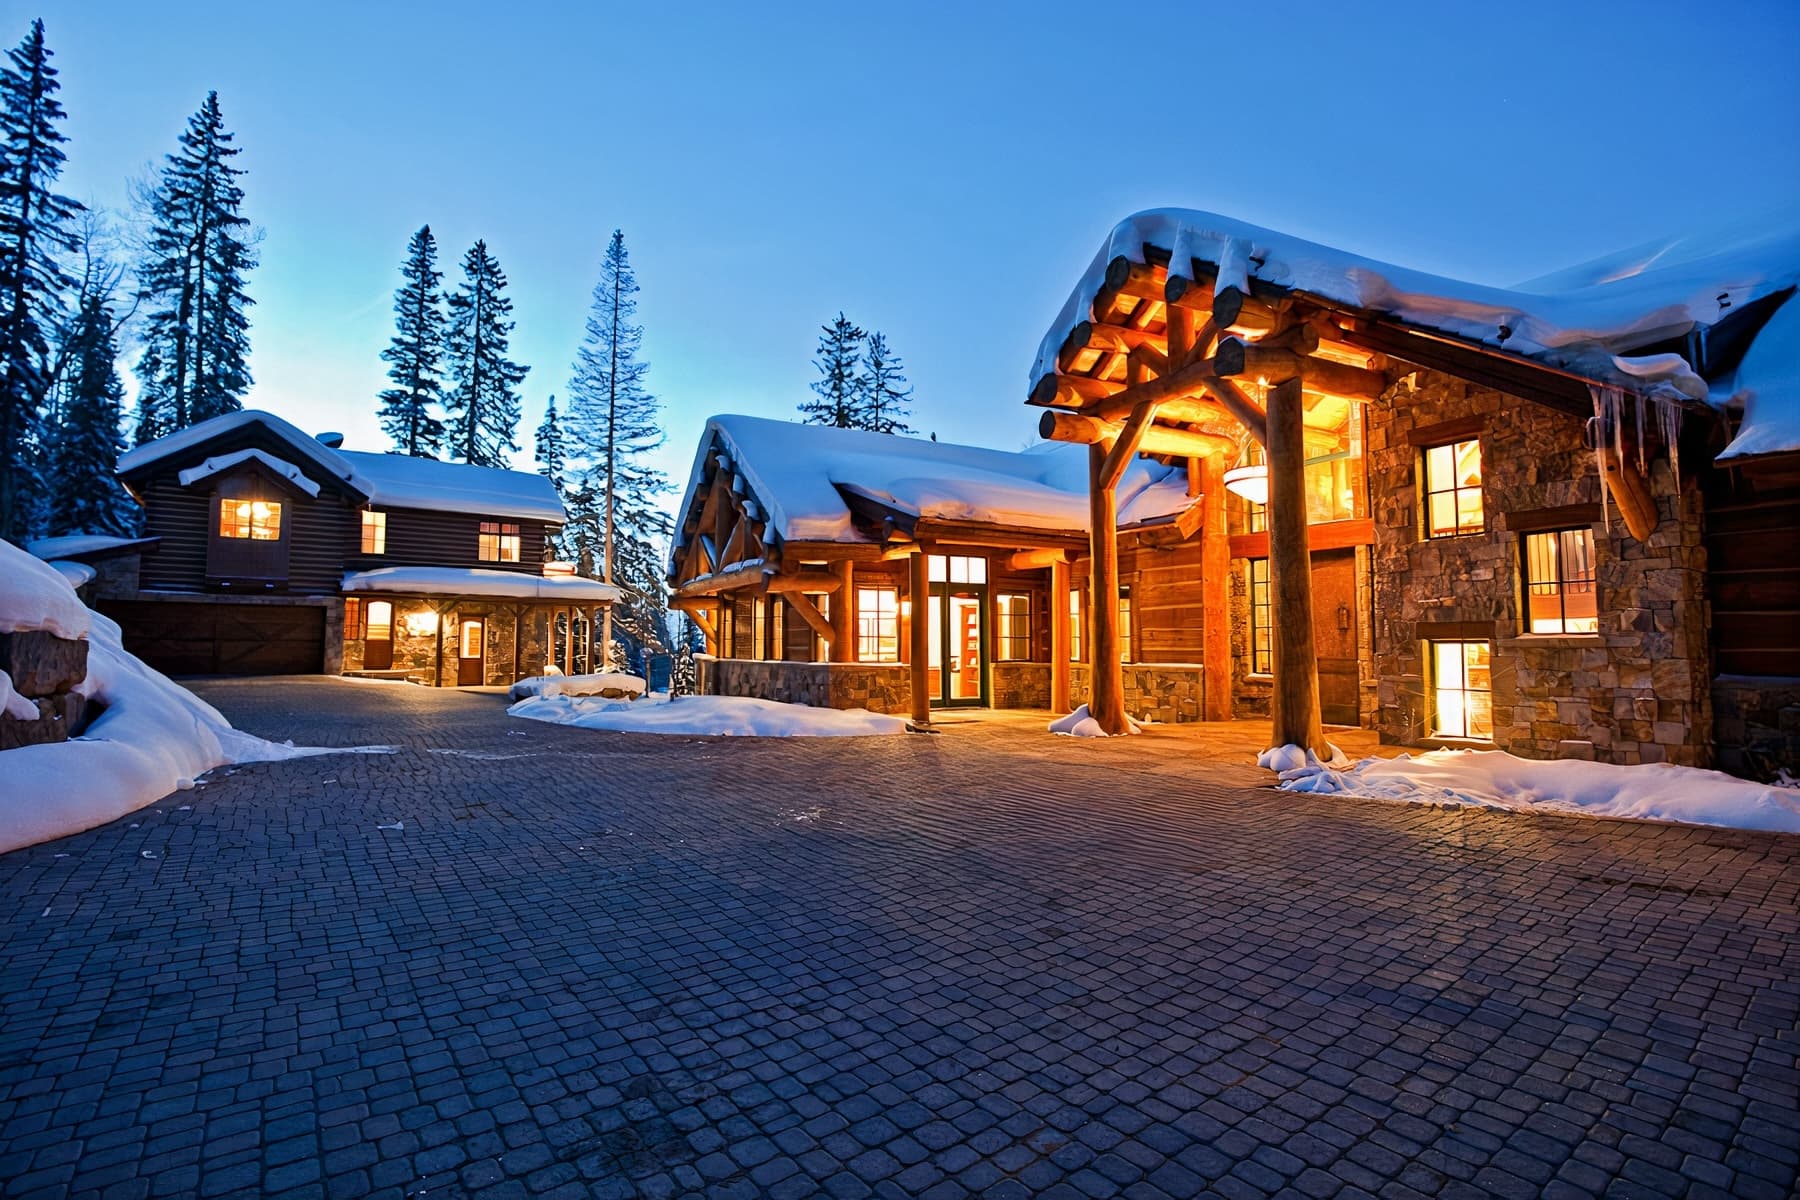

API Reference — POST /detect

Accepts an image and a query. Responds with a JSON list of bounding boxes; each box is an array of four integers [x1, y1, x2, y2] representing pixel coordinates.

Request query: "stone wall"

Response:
[[343, 602, 555, 686], [1366, 369, 1712, 766], [699, 658, 913, 715], [1069, 662, 1207, 724], [0, 631, 89, 750], [1711, 677, 1800, 779], [992, 662, 1051, 709]]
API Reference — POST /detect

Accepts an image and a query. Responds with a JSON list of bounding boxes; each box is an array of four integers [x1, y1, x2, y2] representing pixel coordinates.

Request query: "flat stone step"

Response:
[[343, 669, 425, 683]]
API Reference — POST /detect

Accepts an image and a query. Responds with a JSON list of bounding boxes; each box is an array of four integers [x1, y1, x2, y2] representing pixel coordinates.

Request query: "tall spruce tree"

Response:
[[135, 91, 256, 435], [0, 18, 82, 540], [48, 289, 130, 535], [377, 224, 446, 456], [798, 312, 863, 428], [567, 230, 671, 660], [858, 330, 913, 435], [533, 394, 566, 496], [444, 239, 526, 467]]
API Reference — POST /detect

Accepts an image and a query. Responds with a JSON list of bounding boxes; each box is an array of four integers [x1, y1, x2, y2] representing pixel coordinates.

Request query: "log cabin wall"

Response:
[[1365, 367, 1712, 767], [136, 470, 359, 595], [345, 507, 550, 575], [1704, 467, 1800, 777]]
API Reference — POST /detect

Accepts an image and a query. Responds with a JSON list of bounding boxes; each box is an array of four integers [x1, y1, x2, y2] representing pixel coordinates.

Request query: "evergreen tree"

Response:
[[567, 230, 671, 661], [443, 239, 526, 467], [533, 394, 566, 496], [377, 224, 446, 456], [0, 18, 82, 540], [48, 289, 131, 535], [798, 312, 863, 428], [132, 342, 171, 443], [135, 91, 256, 433], [858, 330, 914, 435]]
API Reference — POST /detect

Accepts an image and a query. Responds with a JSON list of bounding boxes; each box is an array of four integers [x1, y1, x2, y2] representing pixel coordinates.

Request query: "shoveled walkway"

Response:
[[0, 678, 1795, 1200]]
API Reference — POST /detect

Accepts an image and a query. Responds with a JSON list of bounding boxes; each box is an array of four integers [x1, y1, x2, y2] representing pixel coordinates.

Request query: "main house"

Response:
[[96, 410, 618, 685], [678, 211, 1798, 777]]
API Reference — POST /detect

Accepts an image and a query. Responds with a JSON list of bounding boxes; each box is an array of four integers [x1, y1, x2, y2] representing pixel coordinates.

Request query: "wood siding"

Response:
[[346, 506, 550, 575], [1705, 471, 1800, 677], [1120, 537, 1205, 663]]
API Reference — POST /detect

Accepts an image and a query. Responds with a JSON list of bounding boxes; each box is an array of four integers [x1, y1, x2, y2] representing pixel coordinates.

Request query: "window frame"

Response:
[[995, 591, 1031, 662], [360, 509, 387, 555], [1521, 527, 1599, 635], [1248, 558, 1272, 675], [478, 521, 522, 563], [1428, 639, 1493, 740], [217, 497, 283, 541], [1421, 436, 1485, 538], [1068, 588, 1084, 663], [855, 586, 900, 663]]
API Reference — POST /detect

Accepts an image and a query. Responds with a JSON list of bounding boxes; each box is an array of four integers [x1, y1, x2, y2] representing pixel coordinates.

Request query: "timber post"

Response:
[[1087, 443, 1128, 733], [908, 547, 931, 726], [830, 560, 855, 663], [1266, 376, 1327, 755], [1050, 556, 1072, 714], [1200, 453, 1233, 721]]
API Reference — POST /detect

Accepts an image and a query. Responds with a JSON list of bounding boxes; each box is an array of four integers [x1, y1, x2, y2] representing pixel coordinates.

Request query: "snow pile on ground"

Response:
[[1048, 704, 1141, 738], [1, 542, 390, 854], [1257, 742, 1349, 772], [1270, 747, 1800, 833], [508, 672, 647, 701], [510, 691, 907, 737]]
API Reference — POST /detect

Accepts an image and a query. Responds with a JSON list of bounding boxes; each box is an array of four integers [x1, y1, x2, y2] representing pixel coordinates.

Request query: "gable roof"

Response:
[[1032, 208, 1800, 460], [673, 415, 1194, 557], [117, 410, 567, 523]]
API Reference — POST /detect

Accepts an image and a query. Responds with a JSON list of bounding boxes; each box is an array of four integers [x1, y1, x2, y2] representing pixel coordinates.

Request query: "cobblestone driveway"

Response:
[[1, 678, 1796, 1200]]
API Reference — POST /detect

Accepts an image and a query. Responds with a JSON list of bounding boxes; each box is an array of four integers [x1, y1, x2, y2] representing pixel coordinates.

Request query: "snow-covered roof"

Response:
[[1032, 208, 1800, 460], [342, 567, 621, 603], [177, 449, 322, 497], [674, 415, 1194, 550], [117, 410, 567, 522], [47, 561, 97, 589], [23, 534, 159, 561], [341, 452, 565, 524]]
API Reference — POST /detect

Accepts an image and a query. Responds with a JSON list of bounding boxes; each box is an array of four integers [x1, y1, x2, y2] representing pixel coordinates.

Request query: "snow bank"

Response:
[[509, 692, 907, 737], [0, 542, 390, 854], [1271, 747, 1800, 834], [1048, 704, 1141, 738], [508, 671, 647, 700], [24, 534, 153, 560], [47, 561, 96, 589]]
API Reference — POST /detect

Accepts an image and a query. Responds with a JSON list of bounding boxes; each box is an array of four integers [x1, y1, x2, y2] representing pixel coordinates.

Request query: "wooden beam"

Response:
[[1199, 377, 1269, 445], [1087, 444, 1128, 734], [1008, 547, 1074, 571], [908, 549, 930, 725], [784, 591, 836, 649], [1099, 401, 1159, 492], [766, 572, 843, 595], [1050, 556, 1071, 714], [1214, 336, 1389, 400], [1265, 377, 1327, 756], [1030, 372, 1123, 408], [673, 559, 771, 597], [685, 605, 720, 655], [1597, 447, 1658, 541], [1040, 410, 1237, 460], [1199, 455, 1232, 722], [830, 560, 854, 663], [881, 543, 920, 560]]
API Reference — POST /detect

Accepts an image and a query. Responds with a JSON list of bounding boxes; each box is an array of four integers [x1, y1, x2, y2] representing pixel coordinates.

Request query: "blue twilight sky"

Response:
[[13, 0, 1800, 496]]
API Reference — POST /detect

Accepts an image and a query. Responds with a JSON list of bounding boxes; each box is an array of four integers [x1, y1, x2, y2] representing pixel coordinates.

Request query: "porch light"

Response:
[[403, 610, 439, 637], [1222, 464, 1269, 505]]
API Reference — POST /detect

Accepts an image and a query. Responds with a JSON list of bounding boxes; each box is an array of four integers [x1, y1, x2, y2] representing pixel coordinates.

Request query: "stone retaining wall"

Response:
[[1711, 676, 1800, 779], [992, 662, 1051, 709], [0, 630, 89, 750], [699, 658, 912, 715], [1069, 662, 1207, 724]]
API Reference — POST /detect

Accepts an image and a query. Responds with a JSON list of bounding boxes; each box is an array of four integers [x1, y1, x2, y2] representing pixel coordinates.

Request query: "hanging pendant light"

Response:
[[1222, 463, 1269, 505]]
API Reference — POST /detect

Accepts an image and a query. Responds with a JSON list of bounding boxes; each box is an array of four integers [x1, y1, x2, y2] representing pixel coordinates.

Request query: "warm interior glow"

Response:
[[403, 610, 439, 637], [218, 498, 282, 540], [543, 560, 576, 576], [1222, 464, 1269, 505]]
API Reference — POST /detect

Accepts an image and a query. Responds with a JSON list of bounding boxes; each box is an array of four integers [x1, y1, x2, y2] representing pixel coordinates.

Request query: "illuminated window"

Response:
[[1524, 528, 1598, 634], [856, 587, 899, 662], [478, 521, 520, 562], [1249, 559, 1272, 674], [996, 592, 1031, 661], [364, 600, 392, 641], [1068, 589, 1084, 662], [771, 601, 784, 661], [218, 498, 282, 540], [928, 554, 987, 584], [459, 618, 484, 659], [1430, 640, 1492, 739], [1118, 588, 1133, 663], [361, 510, 387, 554], [1422, 438, 1483, 537], [812, 593, 831, 660], [751, 598, 767, 661]]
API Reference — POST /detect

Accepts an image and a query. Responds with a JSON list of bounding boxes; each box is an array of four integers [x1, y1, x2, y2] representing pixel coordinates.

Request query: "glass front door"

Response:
[[926, 555, 989, 707]]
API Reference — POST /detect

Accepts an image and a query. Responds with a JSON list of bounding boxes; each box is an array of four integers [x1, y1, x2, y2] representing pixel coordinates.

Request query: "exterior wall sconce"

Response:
[[1222, 463, 1269, 505], [403, 610, 439, 637]]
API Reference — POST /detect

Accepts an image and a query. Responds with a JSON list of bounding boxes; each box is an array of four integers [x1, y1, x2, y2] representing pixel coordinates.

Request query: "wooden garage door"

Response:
[[101, 601, 326, 676]]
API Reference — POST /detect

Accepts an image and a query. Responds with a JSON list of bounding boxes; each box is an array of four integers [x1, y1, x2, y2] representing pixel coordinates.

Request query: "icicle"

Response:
[[1635, 390, 1648, 475], [1658, 393, 1682, 494], [1589, 385, 1613, 535]]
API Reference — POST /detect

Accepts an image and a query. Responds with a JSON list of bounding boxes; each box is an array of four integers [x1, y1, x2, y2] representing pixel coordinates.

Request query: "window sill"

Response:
[[1502, 634, 1603, 648], [1246, 673, 1274, 683], [1421, 530, 1487, 541]]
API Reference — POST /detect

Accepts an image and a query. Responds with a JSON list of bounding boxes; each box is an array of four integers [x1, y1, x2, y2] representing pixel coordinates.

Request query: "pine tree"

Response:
[[444, 239, 526, 467], [377, 224, 446, 456], [48, 289, 130, 535], [567, 230, 671, 662], [798, 312, 864, 428], [858, 330, 914, 435], [135, 91, 256, 434], [132, 342, 171, 443], [533, 394, 566, 496], [0, 18, 82, 540]]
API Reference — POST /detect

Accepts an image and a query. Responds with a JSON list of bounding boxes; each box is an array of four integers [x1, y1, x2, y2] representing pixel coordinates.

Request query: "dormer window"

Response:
[[479, 522, 520, 563], [361, 510, 387, 554], [219, 498, 282, 540]]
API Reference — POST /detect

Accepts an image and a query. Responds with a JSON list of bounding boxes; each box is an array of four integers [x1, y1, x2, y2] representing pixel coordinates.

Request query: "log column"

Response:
[[1266, 377, 1326, 754], [1087, 443, 1128, 733], [908, 547, 931, 726], [1200, 454, 1233, 721], [830, 560, 855, 663], [1050, 557, 1072, 714]]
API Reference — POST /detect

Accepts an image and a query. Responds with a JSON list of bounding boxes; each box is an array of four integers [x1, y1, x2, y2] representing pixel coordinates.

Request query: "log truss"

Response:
[[671, 443, 776, 593]]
